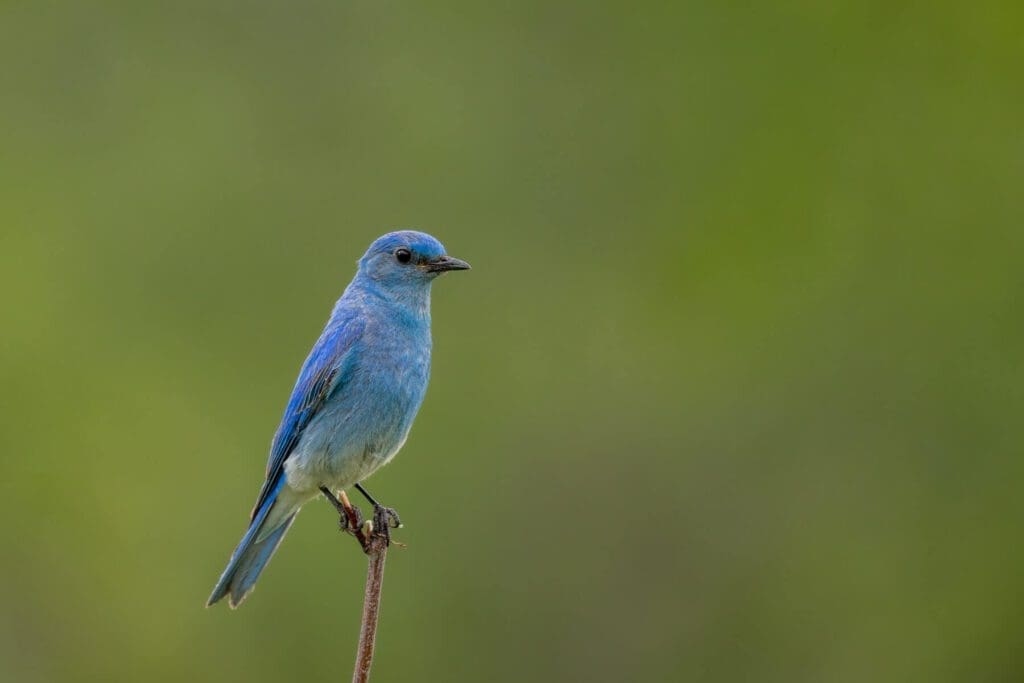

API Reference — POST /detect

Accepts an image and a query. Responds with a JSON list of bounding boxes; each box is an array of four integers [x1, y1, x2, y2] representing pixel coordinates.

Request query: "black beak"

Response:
[[425, 255, 471, 273]]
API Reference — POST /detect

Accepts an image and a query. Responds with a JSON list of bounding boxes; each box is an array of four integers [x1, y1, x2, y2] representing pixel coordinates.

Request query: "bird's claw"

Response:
[[372, 505, 401, 545]]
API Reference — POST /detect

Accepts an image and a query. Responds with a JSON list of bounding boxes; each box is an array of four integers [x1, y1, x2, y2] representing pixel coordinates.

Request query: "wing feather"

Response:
[[249, 313, 365, 519]]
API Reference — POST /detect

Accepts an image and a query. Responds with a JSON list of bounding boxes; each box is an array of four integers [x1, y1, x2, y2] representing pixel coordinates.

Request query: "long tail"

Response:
[[207, 479, 301, 608]]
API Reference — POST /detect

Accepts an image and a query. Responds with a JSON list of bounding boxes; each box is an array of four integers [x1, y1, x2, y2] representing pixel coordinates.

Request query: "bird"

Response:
[[207, 230, 470, 608]]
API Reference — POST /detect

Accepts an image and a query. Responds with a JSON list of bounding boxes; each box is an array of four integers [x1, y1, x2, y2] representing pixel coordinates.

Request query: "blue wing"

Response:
[[249, 312, 366, 519]]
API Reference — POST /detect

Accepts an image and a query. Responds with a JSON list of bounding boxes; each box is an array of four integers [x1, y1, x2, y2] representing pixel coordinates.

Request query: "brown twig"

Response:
[[352, 532, 387, 683], [322, 488, 393, 683]]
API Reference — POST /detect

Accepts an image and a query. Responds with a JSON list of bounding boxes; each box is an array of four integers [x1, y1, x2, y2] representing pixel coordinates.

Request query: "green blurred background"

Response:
[[2, 2, 1022, 681]]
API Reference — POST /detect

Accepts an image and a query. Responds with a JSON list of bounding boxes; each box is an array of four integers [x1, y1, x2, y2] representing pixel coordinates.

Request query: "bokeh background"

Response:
[[2, 2, 1022, 681]]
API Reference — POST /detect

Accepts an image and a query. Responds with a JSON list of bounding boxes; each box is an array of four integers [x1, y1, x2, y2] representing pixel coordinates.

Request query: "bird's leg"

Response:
[[355, 483, 402, 542], [354, 482, 380, 507], [320, 485, 347, 516], [320, 485, 361, 533]]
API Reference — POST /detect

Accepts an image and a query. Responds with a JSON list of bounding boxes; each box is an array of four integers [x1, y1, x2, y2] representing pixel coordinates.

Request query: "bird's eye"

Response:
[[395, 248, 412, 264]]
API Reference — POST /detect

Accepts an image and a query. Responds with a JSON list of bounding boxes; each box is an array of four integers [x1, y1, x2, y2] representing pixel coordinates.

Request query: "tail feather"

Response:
[[207, 479, 300, 608], [226, 512, 297, 607]]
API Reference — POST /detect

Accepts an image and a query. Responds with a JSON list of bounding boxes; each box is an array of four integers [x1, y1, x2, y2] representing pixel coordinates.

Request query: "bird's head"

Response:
[[357, 230, 470, 294]]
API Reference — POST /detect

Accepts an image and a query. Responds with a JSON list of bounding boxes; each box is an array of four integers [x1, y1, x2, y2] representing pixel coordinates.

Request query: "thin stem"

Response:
[[320, 487, 392, 683], [353, 537, 387, 683]]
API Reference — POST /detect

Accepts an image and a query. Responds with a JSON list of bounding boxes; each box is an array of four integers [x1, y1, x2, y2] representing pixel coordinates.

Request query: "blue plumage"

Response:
[[207, 231, 469, 608]]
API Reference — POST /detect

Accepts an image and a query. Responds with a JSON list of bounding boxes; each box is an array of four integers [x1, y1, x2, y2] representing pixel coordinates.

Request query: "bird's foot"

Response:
[[371, 504, 402, 546], [322, 486, 402, 549], [320, 486, 362, 534]]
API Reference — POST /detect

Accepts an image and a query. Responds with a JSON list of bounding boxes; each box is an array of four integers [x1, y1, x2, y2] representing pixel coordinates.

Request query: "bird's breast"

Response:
[[283, 303, 435, 493], [337, 320, 431, 452]]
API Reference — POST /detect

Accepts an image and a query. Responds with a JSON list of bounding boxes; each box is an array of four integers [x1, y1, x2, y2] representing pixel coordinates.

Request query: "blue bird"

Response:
[[207, 230, 470, 608]]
